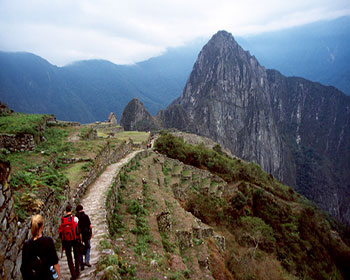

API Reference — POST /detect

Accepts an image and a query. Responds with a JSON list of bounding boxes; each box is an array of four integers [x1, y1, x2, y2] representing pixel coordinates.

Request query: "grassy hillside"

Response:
[[1, 113, 148, 221], [151, 132, 350, 279], [3, 112, 350, 279]]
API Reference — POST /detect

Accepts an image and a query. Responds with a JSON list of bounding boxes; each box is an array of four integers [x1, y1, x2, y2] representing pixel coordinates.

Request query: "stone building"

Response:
[[108, 112, 117, 124]]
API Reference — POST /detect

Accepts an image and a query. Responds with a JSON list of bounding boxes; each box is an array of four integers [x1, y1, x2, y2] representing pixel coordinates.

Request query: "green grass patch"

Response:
[[172, 165, 182, 174], [160, 232, 177, 253], [127, 199, 148, 216], [62, 162, 88, 188], [0, 112, 47, 141], [115, 131, 149, 144], [96, 253, 136, 278]]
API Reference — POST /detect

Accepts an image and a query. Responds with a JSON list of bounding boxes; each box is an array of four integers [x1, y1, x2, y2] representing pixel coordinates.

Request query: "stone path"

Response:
[[59, 150, 142, 280]]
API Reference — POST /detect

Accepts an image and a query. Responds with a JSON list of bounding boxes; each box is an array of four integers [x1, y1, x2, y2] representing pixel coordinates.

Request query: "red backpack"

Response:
[[58, 215, 79, 241]]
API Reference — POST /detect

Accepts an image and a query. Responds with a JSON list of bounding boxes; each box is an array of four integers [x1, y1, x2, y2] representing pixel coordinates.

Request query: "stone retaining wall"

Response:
[[105, 150, 226, 254], [0, 133, 36, 152], [72, 141, 133, 202], [106, 150, 149, 231]]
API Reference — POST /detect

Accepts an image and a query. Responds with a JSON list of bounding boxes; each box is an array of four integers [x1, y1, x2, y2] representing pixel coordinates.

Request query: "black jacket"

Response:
[[20, 235, 58, 280]]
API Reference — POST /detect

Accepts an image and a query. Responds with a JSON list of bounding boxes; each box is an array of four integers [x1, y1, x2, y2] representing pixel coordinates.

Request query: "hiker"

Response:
[[20, 214, 61, 279], [59, 205, 80, 280], [76, 204, 92, 270]]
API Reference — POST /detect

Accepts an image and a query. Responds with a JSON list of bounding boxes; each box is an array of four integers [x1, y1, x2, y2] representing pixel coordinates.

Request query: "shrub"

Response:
[[240, 216, 276, 254], [126, 199, 148, 216]]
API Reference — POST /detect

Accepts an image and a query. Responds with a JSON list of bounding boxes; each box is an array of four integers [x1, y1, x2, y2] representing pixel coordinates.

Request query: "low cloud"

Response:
[[0, 0, 349, 65]]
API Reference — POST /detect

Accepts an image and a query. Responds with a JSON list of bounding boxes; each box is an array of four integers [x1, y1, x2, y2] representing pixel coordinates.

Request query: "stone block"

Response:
[[1, 217, 7, 231], [172, 184, 186, 201], [3, 258, 14, 279], [176, 230, 193, 250], [0, 192, 5, 207], [198, 255, 210, 269], [157, 211, 172, 232], [201, 227, 214, 239], [214, 235, 226, 251], [193, 227, 202, 239]]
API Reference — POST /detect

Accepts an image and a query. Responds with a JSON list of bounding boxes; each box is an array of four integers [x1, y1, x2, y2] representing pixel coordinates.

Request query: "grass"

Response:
[[0, 112, 47, 140], [182, 169, 191, 177], [172, 165, 182, 174], [62, 162, 89, 188], [96, 253, 136, 278], [3, 112, 123, 222], [114, 131, 150, 144]]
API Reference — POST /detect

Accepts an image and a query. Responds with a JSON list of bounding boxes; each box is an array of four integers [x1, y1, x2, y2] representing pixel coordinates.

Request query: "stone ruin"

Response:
[[107, 112, 117, 124], [157, 211, 172, 232]]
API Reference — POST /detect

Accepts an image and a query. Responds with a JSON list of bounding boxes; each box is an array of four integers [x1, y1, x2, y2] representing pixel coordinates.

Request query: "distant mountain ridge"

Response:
[[0, 44, 200, 123], [156, 30, 350, 225], [0, 16, 349, 123], [237, 16, 350, 95]]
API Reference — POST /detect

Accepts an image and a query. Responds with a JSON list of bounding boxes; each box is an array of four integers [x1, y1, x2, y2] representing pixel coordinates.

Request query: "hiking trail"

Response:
[[59, 150, 142, 280]]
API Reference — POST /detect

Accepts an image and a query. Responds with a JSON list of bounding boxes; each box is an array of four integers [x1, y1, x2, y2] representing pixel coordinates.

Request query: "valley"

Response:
[[1, 110, 349, 279], [1, 17, 350, 280]]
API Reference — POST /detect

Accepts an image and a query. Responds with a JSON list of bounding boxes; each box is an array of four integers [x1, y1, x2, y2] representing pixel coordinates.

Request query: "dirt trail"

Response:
[[59, 150, 142, 280]]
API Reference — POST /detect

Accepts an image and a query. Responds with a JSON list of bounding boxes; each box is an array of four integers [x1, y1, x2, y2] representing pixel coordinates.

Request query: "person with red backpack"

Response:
[[58, 205, 80, 280]]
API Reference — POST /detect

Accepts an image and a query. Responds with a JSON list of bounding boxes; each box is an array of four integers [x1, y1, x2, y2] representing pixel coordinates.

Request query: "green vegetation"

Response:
[[62, 162, 88, 187], [0, 113, 47, 141], [155, 132, 350, 280], [115, 131, 149, 144], [7, 126, 73, 221], [160, 232, 177, 253], [127, 199, 148, 216], [3, 112, 123, 222], [97, 252, 136, 279], [155, 132, 298, 202], [78, 126, 94, 139]]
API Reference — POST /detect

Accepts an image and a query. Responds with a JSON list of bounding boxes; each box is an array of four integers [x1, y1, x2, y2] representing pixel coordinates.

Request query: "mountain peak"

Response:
[[207, 30, 239, 48], [120, 98, 159, 131], [212, 30, 234, 40]]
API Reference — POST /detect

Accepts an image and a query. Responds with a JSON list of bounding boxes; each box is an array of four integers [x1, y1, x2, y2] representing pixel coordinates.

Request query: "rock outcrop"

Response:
[[120, 98, 159, 131], [158, 30, 350, 225]]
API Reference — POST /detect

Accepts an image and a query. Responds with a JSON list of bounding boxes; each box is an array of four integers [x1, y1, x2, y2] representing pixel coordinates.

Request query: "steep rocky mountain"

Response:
[[159, 31, 350, 225], [120, 98, 159, 131], [1, 17, 349, 124]]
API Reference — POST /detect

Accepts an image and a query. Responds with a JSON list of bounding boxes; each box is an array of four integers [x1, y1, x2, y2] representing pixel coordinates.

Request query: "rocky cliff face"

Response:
[[120, 98, 159, 131], [267, 70, 350, 222], [161, 31, 283, 180], [159, 31, 350, 225]]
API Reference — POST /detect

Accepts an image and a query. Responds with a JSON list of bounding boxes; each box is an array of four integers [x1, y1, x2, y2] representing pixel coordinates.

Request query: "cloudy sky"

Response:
[[0, 0, 349, 66]]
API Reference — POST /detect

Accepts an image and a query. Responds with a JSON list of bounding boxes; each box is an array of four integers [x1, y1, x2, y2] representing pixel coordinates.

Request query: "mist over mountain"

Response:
[[0, 16, 349, 124], [158, 30, 350, 225], [237, 16, 350, 95], [0, 42, 201, 123]]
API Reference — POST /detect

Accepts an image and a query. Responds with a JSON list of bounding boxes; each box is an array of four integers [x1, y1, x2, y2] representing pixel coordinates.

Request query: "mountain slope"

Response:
[[0, 17, 349, 124], [0, 46, 200, 123], [159, 31, 350, 225], [120, 98, 159, 131], [0, 52, 95, 121], [237, 16, 350, 95]]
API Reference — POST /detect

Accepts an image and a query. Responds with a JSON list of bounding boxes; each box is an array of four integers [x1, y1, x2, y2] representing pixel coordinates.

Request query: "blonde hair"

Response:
[[31, 214, 44, 238]]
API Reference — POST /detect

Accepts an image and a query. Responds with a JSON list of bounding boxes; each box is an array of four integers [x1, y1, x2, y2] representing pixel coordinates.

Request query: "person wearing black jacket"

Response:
[[21, 214, 60, 280], [76, 204, 92, 270]]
